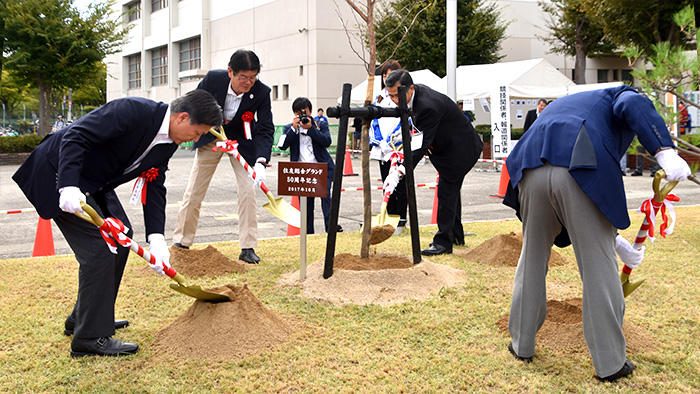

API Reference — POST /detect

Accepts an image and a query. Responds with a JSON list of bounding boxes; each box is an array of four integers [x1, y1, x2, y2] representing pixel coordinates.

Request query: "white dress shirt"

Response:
[[223, 83, 244, 122], [296, 126, 317, 163], [124, 107, 173, 174]]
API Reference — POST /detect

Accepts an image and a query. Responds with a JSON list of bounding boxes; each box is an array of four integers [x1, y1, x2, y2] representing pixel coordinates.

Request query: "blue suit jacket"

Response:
[[193, 70, 274, 164], [12, 97, 177, 235], [504, 86, 674, 230], [278, 119, 335, 180]]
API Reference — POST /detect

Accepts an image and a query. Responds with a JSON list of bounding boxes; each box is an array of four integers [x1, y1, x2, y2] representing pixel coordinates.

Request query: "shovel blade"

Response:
[[371, 212, 401, 228], [263, 195, 301, 228], [169, 283, 230, 302], [620, 271, 645, 298]]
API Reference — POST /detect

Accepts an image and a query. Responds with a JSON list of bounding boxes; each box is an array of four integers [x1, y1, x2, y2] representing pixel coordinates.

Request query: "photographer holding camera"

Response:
[[278, 97, 340, 234]]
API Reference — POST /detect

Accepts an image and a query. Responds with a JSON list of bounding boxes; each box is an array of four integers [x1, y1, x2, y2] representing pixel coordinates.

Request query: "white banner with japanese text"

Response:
[[490, 85, 511, 160]]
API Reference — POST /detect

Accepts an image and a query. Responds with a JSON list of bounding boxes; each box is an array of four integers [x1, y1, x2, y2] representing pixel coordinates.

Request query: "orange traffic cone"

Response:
[[489, 158, 510, 199], [286, 196, 300, 236], [431, 174, 439, 225], [32, 217, 55, 257], [343, 146, 357, 176]]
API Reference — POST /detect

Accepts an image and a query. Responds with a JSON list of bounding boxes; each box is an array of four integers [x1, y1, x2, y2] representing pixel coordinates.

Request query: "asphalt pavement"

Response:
[[0, 148, 698, 259]]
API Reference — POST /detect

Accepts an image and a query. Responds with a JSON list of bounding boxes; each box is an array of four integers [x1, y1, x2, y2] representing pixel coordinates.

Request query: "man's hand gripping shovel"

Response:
[[621, 169, 679, 297], [74, 201, 229, 302], [209, 127, 300, 228]]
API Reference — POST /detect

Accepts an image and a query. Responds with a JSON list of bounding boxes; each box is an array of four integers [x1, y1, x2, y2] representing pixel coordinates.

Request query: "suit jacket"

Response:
[[522, 109, 538, 133], [193, 70, 274, 164], [504, 86, 674, 231], [278, 119, 335, 180], [13, 97, 178, 235], [411, 84, 483, 176]]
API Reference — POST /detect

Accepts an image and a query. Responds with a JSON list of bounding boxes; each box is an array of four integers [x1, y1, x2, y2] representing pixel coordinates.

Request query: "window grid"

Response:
[[151, 47, 168, 86], [128, 54, 141, 89], [152, 0, 167, 12], [179, 37, 201, 72], [126, 1, 140, 22]]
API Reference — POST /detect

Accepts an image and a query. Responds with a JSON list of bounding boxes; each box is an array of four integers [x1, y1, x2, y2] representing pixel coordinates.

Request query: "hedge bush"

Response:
[[0, 134, 44, 153], [474, 125, 524, 141]]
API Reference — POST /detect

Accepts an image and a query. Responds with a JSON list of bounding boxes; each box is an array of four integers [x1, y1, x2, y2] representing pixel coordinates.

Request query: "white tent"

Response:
[[340, 69, 445, 105], [566, 81, 623, 95], [451, 58, 575, 101]]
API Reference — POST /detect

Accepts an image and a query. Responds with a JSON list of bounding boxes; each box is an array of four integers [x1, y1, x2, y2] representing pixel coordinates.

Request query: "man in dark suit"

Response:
[[384, 69, 483, 256], [12, 90, 222, 357], [522, 98, 548, 133], [503, 86, 691, 381], [277, 97, 337, 233], [172, 50, 274, 264]]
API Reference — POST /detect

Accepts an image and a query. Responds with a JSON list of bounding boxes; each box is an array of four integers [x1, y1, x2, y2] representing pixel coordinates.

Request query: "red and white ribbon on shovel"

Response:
[[635, 193, 680, 245], [129, 168, 159, 206], [241, 111, 254, 140], [99, 217, 131, 254]]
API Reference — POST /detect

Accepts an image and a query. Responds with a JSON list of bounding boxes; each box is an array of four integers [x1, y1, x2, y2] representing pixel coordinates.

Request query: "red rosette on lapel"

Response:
[[241, 111, 254, 140]]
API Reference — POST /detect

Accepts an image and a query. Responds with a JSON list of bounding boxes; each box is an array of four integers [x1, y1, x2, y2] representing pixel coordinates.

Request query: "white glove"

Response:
[[383, 165, 405, 193], [147, 233, 171, 275], [615, 234, 644, 269], [253, 161, 266, 188], [655, 148, 691, 181], [58, 186, 86, 214]]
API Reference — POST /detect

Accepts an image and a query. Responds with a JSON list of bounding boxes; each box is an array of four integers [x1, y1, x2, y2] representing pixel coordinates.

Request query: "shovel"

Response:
[[369, 150, 403, 245], [75, 201, 229, 302], [620, 169, 678, 297], [209, 127, 301, 228]]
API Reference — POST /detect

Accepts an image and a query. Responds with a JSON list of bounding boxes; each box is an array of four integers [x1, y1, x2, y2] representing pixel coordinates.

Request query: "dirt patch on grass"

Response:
[[495, 298, 653, 354], [458, 232, 569, 267], [279, 256, 466, 306], [334, 253, 413, 270], [154, 284, 292, 361], [169, 245, 247, 277]]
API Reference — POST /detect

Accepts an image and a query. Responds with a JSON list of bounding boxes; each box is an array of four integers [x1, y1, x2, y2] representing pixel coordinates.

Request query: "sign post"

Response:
[[278, 161, 328, 280]]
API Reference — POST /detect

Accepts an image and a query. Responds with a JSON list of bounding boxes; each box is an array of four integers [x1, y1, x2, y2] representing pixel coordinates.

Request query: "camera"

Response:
[[299, 109, 311, 125]]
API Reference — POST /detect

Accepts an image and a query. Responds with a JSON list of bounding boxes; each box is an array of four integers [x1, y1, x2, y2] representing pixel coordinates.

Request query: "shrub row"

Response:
[[0, 134, 44, 153]]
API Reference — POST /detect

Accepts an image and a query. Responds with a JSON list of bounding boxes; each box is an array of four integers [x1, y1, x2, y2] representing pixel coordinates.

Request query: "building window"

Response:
[[283, 84, 289, 100], [597, 69, 609, 83], [152, 0, 167, 12], [127, 53, 141, 89], [612, 69, 619, 81], [299, 65, 304, 76], [572, 69, 576, 81], [125, 1, 140, 22], [621, 69, 634, 84], [179, 37, 200, 71], [151, 46, 168, 86], [272, 85, 278, 100]]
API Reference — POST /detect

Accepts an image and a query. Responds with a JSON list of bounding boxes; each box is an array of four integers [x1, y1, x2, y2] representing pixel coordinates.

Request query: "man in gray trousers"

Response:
[[502, 86, 691, 381]]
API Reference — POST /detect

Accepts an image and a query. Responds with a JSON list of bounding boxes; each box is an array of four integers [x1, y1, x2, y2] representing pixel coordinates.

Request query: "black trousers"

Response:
[[432, 171, 465, 249], [306, 176, 332, 234], [53, 194, 132, 339], [635, 146, 660, 173], [378, 160, 407, 221]]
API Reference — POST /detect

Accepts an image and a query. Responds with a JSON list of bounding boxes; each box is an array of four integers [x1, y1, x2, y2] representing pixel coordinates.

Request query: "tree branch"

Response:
[[345, 0, 368, 23]]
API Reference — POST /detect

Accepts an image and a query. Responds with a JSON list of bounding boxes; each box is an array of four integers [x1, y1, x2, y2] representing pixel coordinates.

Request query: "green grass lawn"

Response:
[[0, 207, 698, 392]]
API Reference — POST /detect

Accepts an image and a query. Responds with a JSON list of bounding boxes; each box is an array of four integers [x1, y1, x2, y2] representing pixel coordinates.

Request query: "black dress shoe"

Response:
[[239, 248, 261, 264], [64, 319, 129, 336], [172, 242, 189, 249], [508, 342, 533, 363], [70, 337, 139, 358], [597, 360, 635, 382], [337, 225, 344, 233], [630, 171, 643, 176], [421, 243, 451, 256]]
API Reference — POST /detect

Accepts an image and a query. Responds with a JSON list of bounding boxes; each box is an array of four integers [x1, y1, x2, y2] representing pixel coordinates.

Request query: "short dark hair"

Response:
[[292, 97, 313, 113], [537, 98, 548, 105], [380, 60, 402, 89], [228, 49, 261, 74], [317, 108, 324, 114], [170, 89, 223, 127], [384, 69, 413, 88]]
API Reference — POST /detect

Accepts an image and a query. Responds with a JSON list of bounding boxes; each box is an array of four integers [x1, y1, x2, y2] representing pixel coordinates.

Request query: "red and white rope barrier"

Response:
[[1, 207, 37, 215]]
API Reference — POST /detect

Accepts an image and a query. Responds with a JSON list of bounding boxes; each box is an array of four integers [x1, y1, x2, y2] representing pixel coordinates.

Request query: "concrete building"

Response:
[[106, 0, 634, 125], [106, 0, 369, 121]]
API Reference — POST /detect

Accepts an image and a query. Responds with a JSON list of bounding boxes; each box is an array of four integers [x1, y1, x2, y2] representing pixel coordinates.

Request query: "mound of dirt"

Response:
[[154, 284, 292, 361], [334, 253, 413, 270], [459, 232, 569, 267], [495, 298, 653, 354], [169, 245, 247, 277], [280, 257, 466, 306]]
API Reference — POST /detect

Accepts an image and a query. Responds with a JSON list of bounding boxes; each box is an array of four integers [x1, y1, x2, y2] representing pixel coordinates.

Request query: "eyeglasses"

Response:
[[235, 74, 257, 83]]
